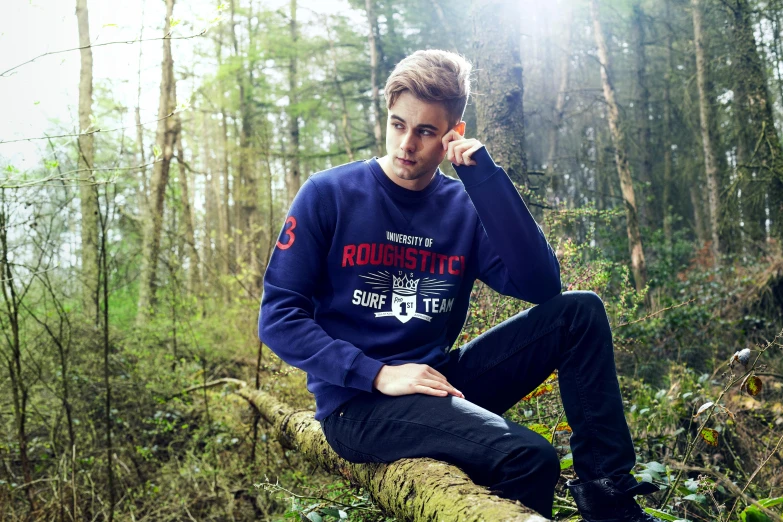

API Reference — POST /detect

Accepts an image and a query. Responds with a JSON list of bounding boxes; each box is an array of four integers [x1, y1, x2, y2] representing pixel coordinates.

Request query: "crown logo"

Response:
[[393, 274, 419, 295]]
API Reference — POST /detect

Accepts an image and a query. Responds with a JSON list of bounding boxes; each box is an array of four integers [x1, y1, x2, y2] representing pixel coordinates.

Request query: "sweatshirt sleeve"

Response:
[[454, 146, 562, 305], [258, 178, 385, 392]]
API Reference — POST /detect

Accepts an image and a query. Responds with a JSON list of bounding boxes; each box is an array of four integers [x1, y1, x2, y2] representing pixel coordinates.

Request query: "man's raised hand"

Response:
[[373, 363, 465, 399], [442, 128, 483, 167]]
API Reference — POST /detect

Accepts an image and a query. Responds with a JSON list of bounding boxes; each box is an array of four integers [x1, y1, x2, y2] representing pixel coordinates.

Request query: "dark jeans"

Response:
[[319, 291, 641, 519]]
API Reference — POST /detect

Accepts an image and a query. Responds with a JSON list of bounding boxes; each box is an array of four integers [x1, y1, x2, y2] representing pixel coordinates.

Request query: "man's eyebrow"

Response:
[[390, 114, 440, 131]]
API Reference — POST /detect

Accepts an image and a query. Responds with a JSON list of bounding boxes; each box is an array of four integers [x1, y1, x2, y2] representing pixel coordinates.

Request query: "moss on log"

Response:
[[235, 385, 549, 522]]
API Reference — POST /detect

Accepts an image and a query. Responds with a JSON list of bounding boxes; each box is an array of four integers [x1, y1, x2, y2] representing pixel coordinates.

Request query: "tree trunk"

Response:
[[137, 0, 179, 325], [135, 0, 148, 208], [632, 2, 652, 229], [366, 0, 384, 158], [232, 384, 548, 521], [201, 112, 215, 289], [690, 184, 708, 245], [215, 25, 233, 274], [662, 19, 673, 252], [692, 0, 721, 264], [473, 0, 528, 188], [546, 6, 572, 199], [229, 0, 260, 288], [76, 0, 99, 324], [175, 122, 200, 294], [590, 0, 647, 293], [245, 2, 261, 292], [326, 19, 354, 161], [220, 109, 233, 274], [287, 0, 302, 205], [729, 0, 783, 245]]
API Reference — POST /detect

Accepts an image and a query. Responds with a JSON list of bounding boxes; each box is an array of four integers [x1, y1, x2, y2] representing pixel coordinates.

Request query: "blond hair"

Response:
[[384, 49, 472, 128]]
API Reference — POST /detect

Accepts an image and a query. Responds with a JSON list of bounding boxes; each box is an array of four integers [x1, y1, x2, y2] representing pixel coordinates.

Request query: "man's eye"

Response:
[[420, 130, 433, 136]]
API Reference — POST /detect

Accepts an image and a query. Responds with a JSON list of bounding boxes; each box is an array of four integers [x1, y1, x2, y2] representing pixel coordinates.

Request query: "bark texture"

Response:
[[366, 0, 384, 158], [287, 0, 302, 205], [663, 0, 673, 251], [590, 0, 648, 293], [546, 6, 572, 198], [632, 1, 652, 228], [234, 385, 549, 522], [76, 0, 99, 323], [473, 0, 528, 188], [728, 0, 783, 244], [175, 124, 200, 294], [692, 0, 722, 263], [137, 0, 179, 324]]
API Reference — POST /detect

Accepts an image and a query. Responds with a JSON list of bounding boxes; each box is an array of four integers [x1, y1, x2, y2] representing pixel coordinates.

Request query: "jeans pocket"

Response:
[[325, 405, 386, 464]]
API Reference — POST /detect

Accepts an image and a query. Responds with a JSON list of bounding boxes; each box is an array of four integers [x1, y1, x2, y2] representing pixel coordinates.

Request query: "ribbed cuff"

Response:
[[343, 352, 385, 392], [453, 146, 502, 187]]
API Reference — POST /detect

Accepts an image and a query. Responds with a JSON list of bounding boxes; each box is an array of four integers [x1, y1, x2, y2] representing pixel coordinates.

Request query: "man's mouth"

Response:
[[397, 157, 416, 166]]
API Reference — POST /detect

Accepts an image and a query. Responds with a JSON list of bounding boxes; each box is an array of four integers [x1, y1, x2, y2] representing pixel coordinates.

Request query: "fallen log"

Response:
[[230, 383, 550, 521]]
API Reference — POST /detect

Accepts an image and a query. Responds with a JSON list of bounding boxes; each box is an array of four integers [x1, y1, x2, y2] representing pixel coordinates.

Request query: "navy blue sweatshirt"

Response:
[[258, 147, 561, 421]]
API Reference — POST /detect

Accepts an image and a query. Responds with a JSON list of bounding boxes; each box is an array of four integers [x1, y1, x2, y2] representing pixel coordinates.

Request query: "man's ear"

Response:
[[454, 121, 466, 137]]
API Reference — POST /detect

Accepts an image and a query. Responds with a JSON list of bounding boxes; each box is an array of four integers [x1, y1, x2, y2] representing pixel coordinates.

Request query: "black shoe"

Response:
[[566, 477, 662, 522]]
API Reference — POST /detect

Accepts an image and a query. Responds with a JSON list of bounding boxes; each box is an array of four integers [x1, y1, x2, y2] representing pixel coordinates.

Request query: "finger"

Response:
[[420, 378, 464, 398], [464, 143, 483, 166], [414, 383, 449, 396], [425, 366, 449, 381], [425, 367, 458, 391], [453, 142, 479, 167], [442, 130, 460, 150], [449, 139, 466, 165], [416, 382, 463, 398], [452, 142, 471, 159], [446, 138, 457, 163], [452, 142, 472, 166]]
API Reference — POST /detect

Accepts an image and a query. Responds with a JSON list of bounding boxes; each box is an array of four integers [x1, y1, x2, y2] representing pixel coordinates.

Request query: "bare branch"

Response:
[[0, 112, 180, 146], [0, 31, 207, 78], [1, 159, 163, 189]]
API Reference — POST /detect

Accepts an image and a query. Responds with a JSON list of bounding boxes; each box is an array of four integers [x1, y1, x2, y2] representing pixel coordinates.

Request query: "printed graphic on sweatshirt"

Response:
[[352, 270, 454, 324]]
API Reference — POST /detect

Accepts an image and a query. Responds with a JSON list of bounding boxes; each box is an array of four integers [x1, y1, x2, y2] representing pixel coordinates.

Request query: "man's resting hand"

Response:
[[373, 363, 465, 399]]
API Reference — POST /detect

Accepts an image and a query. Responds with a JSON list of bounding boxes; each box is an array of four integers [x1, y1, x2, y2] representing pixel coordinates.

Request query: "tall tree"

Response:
[[367, 0, 384, 157], [175, 122, 200, 294], [137, 0, 179, 324], [76, 0, 99, 323], [546, 6, 572, 197], [632, 1, 653, 228], [728, 0, 783, 245], [286, 0, 302, 205], [663, 0, 675, 250], [473, 0, 527, 188], [590, 0, 648, 292], [692, 0, 722, 263]]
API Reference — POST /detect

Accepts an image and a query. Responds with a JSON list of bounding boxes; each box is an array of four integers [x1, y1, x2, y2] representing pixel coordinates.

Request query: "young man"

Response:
[[259, 50, 661, 521]]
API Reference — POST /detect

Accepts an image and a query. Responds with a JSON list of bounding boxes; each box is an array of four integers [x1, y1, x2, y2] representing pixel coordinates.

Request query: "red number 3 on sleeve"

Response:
[[276, 216, 297, 250]]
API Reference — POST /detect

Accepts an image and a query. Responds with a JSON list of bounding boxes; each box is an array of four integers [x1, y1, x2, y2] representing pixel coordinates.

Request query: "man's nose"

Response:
[[399, 131, 417, 152]]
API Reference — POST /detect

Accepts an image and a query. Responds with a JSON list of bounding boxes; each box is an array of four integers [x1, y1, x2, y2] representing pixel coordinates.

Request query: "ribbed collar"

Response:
[[367, 157, 444, 201]]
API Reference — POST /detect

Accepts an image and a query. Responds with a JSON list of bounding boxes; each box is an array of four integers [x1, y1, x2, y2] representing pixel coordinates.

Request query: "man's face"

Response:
[[383, 91, 452, 189]]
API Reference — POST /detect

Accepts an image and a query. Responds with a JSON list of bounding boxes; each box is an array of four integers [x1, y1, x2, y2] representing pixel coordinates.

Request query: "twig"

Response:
[[0, 113, 179, 145], [0, 31, 207, 78], [724, 431, 783, 522], [550, 409, 565, 443], [659, 329, 783, 510], [669, 463, 782, 522], [1, 160, 162, 189], [615, 298, 696, 328], [254, 481, 382, 513], [178, 377, 247, 396]]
